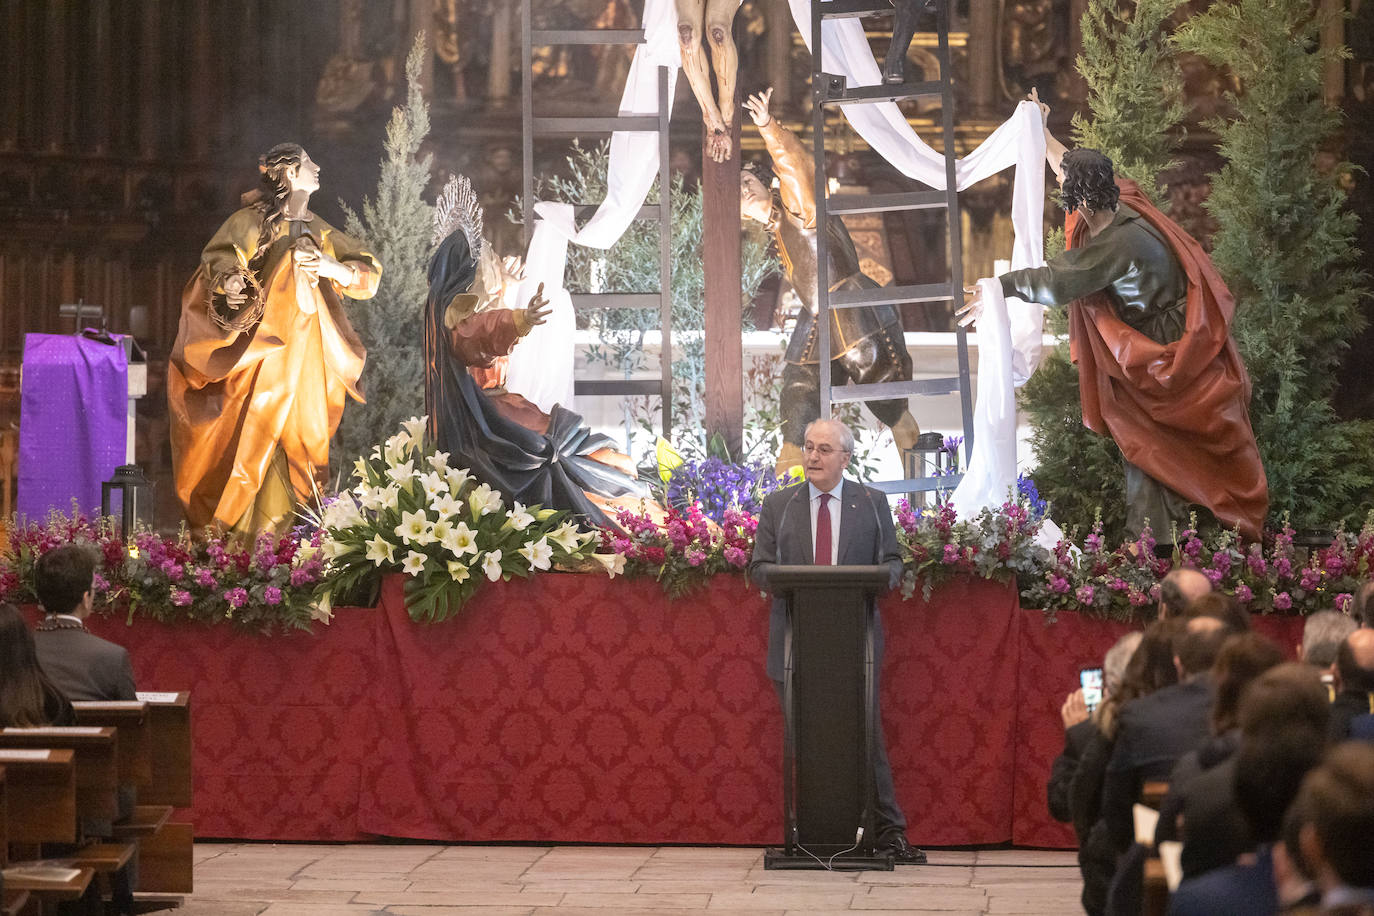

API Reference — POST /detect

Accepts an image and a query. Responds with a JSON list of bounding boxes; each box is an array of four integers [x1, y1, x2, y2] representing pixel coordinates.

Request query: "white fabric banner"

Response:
[[785, 0, 1052, 517], [504, 0, 681, 412]]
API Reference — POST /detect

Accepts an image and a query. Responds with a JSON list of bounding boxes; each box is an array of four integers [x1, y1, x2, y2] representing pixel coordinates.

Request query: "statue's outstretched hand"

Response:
[[223, 273, 248, 308], [743, 88, 774, 128], [1029, 87, 1050, 126], [956, 285, 984, 328], [524, 283, 552, 328]]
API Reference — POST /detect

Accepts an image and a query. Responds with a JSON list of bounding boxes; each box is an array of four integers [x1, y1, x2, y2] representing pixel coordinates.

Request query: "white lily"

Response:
[[443, 521, 479, 557], [518, 537, 554, 571], [469, 483, 502, 518], [506, 501, 536, 531], [395, 508, 433, 545], [446, 467, 472, 494], [386, 459, 416, 484], [432, 492, 463, 518], [402, 550, 428, 577], [365, 534, 396, 566], [427, 451, 451, 473], [418, 470, 449, 501], [548, 521, 585, 553], [590, 552, 626, 578], [383, 432, 411, 465], [446, 560, 471, 583], [401, 415, 428, 443], [481, 549, 504, 581]]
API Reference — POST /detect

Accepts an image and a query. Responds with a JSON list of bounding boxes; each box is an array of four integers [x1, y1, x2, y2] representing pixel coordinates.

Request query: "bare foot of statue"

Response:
[[708, 125, 733, 163]]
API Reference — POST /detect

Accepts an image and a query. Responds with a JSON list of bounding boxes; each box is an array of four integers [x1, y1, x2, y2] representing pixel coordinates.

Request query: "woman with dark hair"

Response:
[[169, 143, 382, 535], [1073, 620, 1182, 915], [424, 176, 647, 530], [0, 603, 75, 727]]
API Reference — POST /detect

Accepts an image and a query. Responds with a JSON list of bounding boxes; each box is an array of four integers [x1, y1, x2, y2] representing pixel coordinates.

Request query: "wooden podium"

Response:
[[764, 565, 895, 871]]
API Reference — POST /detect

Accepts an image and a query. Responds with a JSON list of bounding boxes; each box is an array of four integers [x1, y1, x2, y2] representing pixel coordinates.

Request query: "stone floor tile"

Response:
[[742, 868, 864, 885], [288, 876, 414, 893], [533, 910, 783, 916], [971, 866, 1081, 885], [628, 881, 762, 896], [852, 886, 989, 910], [256, 905, 387, 915], [855, 866, 974, 887], [556, 892, 712, 909], [385, 909, 534, 916], [973, 850, 1076, 867], [173, 902, 269, 916], [354, 889, 564, 907], [782, 911, 983, 916], [707, 889, 858, 910], [984, 894, 1085, 913], [918, 852, 979, 867], [648, 848, 765, 863], [187, 883, 358, 903], [407, 863, 539, 882]]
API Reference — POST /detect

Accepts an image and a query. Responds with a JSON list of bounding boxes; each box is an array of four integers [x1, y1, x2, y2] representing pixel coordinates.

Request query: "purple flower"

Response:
[[92, 573, 110, 592], [1300, 568, 1321, 591], [1273, 591, 1293, 611], [170, 589, 192, 607], [1335, 593, 1353, 612], [1049, 574, 1071, 595], [1234, 583, 1253, 604], [942, 544, 959, 564], [263, 586, 283, 606], [289, 568, 313, 588], [196, 569, 216, 588], [224, 587, 248, 609], [1075, 584, 1095, 605], [685, 549, 705, 568], [1275, 557, 1293, 579]]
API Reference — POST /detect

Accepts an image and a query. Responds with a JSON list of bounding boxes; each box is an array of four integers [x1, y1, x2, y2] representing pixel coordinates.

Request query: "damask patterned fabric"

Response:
[[71, 579, 1301, 845]]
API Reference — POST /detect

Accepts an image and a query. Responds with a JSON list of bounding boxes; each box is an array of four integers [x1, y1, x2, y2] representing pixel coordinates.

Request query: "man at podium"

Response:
[[748, 418, 924, 864]]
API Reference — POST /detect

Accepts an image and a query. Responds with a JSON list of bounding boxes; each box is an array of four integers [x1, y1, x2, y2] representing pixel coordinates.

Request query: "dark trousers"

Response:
[[771, 679, 907, 838]]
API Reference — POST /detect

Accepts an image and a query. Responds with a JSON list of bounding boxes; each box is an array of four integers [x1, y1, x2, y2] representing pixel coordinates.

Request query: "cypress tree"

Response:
[[1017, 0, 1186, 539], [334, 34, 434, 470], [1174, 0, 1373, 528]]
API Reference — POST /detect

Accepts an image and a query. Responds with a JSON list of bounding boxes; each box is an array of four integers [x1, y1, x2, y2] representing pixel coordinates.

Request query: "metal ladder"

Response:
[[521, 1, 674, 437], [810, 0, 973, 497]]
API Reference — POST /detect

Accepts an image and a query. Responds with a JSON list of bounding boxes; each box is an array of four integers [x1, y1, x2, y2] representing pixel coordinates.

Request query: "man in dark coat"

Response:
[[748, 417, 922, 864], [32, 544, 135, 702]]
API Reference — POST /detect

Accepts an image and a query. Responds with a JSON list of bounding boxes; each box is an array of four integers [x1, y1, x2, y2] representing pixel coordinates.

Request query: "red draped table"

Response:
[[77, 575, 1303, 847]]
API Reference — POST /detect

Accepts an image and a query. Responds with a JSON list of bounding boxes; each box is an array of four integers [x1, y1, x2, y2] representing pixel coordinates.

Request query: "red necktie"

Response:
[[815, 493, 832, 565]]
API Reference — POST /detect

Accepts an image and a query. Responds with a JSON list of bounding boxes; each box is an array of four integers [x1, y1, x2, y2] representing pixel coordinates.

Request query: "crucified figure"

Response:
[[677, 0, 743, 163]]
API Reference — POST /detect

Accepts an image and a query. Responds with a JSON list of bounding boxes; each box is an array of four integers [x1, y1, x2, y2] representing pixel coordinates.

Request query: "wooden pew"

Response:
[[0, 728, 118, 822], [0, 749, 76, 845], [130, 691, 194, 896], [71, 701, 152, 788], [134, 692, 191, 808]]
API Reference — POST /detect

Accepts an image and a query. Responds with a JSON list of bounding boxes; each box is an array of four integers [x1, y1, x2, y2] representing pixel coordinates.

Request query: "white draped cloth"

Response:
[[785, 1, 1057, 531], [504, 0, 681, 413]]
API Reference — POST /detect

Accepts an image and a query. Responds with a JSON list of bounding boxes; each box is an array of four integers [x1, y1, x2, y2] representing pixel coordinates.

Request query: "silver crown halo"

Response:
[[432, 173, 484, 256]]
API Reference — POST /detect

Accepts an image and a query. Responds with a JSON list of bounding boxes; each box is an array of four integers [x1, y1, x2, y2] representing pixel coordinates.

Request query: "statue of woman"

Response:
[[677, 0, 743, 163], [168, 143, 381, 535], [424, 177, 648, 530]]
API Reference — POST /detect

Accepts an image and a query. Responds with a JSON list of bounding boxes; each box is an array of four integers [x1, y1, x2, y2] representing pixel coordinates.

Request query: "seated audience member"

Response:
[[1292, 743, 1374, 915], [1185, 590, 1250, 633], [1274, 796, 1323, 913], [1330, 630, 1374, 744], [0, 602, 76, 726], [1076, 622, 1181, 916], [1100, 617, 1226, 852], [32, 544, 136, 701], [1159, 567, 1212, 621], [1168, 664, 1331, 915], [1049, 632, 1143, 826], [1157, 633, 1285, 866], [1302, 610, 1360, 691], [1353, 579, 1374, 629]]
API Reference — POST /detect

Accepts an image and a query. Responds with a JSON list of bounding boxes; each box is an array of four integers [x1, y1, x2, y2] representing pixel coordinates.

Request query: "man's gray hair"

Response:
[[1303, 609, 1359, 667], [1103, 631, 1143, 697], [804, 418, 854, 453]]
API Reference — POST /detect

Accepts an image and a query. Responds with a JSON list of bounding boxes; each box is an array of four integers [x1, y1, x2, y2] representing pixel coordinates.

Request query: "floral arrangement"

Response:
[[0, 507, 327, 631], [315, 417, 612, 623], [665, 457, 782, 524], [1022, 513, 1165, 615], [895, 494, 1050, 601], [605, 503, 757, 598]]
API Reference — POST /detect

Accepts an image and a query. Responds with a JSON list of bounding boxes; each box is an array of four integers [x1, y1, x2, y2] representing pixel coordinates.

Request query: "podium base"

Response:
[[764, 847, 895, 871]]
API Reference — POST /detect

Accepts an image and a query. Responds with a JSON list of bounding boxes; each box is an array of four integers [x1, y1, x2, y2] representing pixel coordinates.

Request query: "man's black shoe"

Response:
[[877, 832, 927, 865]]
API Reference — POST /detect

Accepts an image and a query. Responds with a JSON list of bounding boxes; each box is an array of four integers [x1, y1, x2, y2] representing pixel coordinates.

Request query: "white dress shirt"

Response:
[[807, 480, 843, 564]]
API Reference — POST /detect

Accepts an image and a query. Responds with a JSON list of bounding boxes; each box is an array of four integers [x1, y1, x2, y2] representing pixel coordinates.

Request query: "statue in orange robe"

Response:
[[168, 144, 382, 534]]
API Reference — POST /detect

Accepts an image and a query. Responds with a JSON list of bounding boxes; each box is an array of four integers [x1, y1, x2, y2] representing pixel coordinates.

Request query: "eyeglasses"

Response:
[[803, 443, 849, 456]]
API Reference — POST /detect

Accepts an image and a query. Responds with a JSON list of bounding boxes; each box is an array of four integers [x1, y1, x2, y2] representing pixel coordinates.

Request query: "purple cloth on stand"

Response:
[[17, 333, 128, 524]]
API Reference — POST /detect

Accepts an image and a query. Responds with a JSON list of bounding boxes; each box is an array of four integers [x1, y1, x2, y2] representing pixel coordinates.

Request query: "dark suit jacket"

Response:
[[1048, 718, 1096, 825], [748, 479, 902, 682], [1101, 677, 1214, 853], [34, 626, 137, 702]]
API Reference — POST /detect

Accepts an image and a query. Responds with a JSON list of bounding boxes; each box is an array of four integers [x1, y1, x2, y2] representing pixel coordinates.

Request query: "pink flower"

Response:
[[1075, 584, 1095, 605], [942, 544, 959, 564], [224, 587, 248, 609], [724, 546, 747, 567], [196, 569, 216, 588], [1335, 593, 1353, 612], [644, 546, 666, 565], [1234, 583, 1253, 604], [1049, 575, 1070, 595], [263, 586, 283, 606], [170, 589, 192, 607], [1273, 591, 1293, 611], [289, 568, 313, 587], [1275, 557, 1293, 579]]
